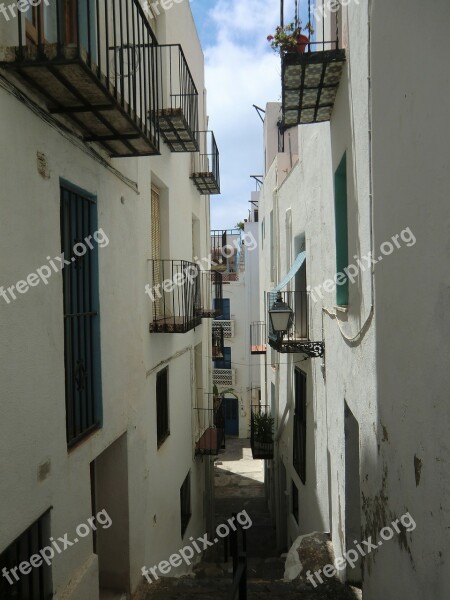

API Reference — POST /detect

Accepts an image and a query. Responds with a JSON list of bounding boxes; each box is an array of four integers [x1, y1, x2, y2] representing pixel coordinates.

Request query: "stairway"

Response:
[[136, 439, 361, 600]]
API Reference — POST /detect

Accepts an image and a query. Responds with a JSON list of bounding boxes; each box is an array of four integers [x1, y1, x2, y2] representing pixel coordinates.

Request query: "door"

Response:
[[224, 397, 239, 436]]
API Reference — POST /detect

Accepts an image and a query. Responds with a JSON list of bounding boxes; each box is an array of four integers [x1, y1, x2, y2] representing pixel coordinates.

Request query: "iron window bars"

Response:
[[0, 510, 52, 600], [267, 291, 324, 357], [61, 183, 102, 447], [191, 131, 220, 194], [2, 0, 160, 156], [154, 44, 199, 152], [148, 259, 202, 333]]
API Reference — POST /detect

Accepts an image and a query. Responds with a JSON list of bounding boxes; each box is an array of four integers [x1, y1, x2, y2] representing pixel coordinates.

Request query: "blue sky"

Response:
[[189, 0, 293, 229]]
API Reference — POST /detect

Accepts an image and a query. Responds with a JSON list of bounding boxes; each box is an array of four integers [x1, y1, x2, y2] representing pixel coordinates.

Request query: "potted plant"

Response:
[[267, 21, 314, 55], [252, 411, 274, 458]]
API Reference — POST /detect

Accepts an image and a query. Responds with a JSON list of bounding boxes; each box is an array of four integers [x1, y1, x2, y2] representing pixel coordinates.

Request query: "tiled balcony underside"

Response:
[[191, 172, 220, 195], [2, 45, 159, 157], [157, 108, 199, 152], [283, 49, 346, 127], [195, 427, 223, 455]]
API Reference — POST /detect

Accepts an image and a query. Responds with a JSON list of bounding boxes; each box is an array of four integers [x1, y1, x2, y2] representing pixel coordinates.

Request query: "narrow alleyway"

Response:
[[138, 438, 361, 599]]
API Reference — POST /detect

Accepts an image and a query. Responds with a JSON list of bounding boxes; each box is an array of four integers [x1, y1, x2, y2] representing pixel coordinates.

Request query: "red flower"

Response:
[[267, 35, 274, 41]]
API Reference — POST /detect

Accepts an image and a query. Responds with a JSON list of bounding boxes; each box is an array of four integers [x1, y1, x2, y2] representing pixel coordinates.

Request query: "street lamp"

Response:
[[269, 292, 294, 335]]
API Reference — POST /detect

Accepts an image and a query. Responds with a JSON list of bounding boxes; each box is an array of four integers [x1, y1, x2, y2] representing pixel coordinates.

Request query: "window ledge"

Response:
[[335, 305, 348, 314]]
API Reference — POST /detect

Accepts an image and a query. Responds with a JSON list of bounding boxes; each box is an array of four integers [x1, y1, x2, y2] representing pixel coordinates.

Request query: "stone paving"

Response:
[[136, 438, 362, 600]]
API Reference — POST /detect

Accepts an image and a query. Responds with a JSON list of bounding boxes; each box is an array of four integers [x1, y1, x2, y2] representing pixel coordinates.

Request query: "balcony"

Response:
[[281, 1, 346, 128], [250, 321, 267, 355], [210, 229, 241, 278], [213, 320, 234, 339], [191, 131, 220, 194], [267, 291, 324, 357], [198, 271, 223, 318], [213, 368, 236, 388], [212, 325, 225, 361], [250, 405, 274, 460], [194, 398, 225, 456], [148, 260, 201, 333], [1, 0, 161, 156], [155, 44, 199, 152]]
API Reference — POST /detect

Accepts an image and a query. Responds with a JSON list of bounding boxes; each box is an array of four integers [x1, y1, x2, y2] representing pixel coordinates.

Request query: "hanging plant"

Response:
[[267, 21, 315, 54]]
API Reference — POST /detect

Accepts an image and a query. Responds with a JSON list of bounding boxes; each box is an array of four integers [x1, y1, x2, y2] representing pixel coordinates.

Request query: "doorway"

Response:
[[91, 434, 130, 598], [224, 396, 239, 436], [344, 402, 362, 585]]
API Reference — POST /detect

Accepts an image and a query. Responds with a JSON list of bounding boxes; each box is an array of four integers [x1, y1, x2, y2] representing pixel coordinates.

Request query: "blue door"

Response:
[[224, 397, 239, 436]]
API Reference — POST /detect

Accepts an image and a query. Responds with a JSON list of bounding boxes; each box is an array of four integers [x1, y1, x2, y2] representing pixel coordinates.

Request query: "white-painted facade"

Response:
[[259, 1, 450, 598], [0, 3, 218, 600], [212, 203, 261, 439]]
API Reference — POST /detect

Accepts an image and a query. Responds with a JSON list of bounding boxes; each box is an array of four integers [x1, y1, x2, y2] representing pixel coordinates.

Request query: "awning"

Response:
[[269, 251, 306, 306]]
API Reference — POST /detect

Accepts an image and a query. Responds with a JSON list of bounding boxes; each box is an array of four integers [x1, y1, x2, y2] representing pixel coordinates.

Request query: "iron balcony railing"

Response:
[[212, 325, 225, 361], [194, 398, 225, 456], [154, 44, 199, 152], [250, 404, 274, 460], [210, 229, 241, 274], [148, 259, 201, 333], [191, 131, 220, 194], [199, 270, 223, 318], [279, 0, 346, 127], [266, 291, 324, 357], [2, 0, 160, 156], [250, 321, 267, 355], [225, 512, 248, 600]]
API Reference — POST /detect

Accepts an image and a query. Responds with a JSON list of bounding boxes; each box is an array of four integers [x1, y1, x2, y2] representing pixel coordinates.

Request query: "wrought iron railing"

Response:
[[191, 131, 220, 194], [225, 512, 247, 600], [7, 0, 160, 156], [199, 270, 223, 318], [148, 259, 201, 333], [250, 404, 274, 460], [212, 325, 225, 361], [210, 229, 241, 273], [154, 44, 199, 152], [250, 321, 267, 354], [280, 0, 340, 52], [194, 398, 225, 456], [266, 291, 324, 356]]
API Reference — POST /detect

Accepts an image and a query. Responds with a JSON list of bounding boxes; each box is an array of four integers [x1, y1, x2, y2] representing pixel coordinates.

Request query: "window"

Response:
[[214, 347, 231, 370], [292, 481, 299, 524], [0, 511, 52, 599], [293, 368, 307, 484], [61, 182, 102, 448], [180, 471, 191, 537], [214, 298, 230, 320], [334, 153, 349, 305], [156, 367, 169, 448]]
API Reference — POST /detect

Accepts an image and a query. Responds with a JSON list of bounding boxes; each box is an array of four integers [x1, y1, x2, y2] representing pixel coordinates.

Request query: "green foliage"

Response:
[[267, 21, 315, 52], [253, 412, 274, 444]]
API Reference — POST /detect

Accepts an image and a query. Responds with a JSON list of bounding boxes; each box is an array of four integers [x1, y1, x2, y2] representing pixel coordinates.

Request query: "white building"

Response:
[[211, 200, 261, 439], [0, 2, 221, 599], [258, 0, 450, 598]]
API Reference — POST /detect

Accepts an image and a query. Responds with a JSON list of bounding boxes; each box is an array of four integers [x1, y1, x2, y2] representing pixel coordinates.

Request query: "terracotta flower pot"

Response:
[[296, 34, 310, 54]]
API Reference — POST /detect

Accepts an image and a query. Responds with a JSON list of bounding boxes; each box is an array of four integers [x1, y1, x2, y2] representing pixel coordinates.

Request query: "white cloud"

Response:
[[201, 0, 293, 228]]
